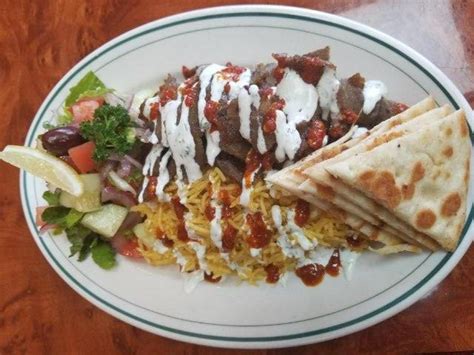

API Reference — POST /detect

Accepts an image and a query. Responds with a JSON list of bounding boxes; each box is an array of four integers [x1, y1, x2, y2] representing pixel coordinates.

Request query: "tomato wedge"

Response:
[[68, 141, 96, 173], [112, 235, 143, 259], [70, 98, 104, 123]]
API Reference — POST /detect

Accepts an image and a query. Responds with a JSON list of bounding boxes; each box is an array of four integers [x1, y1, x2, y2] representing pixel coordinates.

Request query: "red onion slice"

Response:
[[101, 186, 137, 208]]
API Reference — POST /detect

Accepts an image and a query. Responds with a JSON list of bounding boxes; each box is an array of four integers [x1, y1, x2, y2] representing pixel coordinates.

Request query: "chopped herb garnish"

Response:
[[80, 104, 136, 161]]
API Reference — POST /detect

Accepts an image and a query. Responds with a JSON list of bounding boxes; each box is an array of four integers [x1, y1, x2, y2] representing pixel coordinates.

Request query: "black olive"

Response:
[[41, 126, 86, 156]]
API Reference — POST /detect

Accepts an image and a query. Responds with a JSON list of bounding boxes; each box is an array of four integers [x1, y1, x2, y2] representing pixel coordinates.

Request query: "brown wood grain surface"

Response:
[[1, 1, 473, 354]]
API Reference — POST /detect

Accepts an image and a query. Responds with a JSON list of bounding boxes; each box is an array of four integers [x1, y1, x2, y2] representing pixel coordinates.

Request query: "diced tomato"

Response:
[[68, 141, 96, 173], [36, 206, 48, 227], [70, 98, 104, 123], [112, 235, 143, 259], [118, 238, 143, 258]]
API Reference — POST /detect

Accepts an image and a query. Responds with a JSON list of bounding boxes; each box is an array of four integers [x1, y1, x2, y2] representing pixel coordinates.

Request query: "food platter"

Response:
[[19, 5, 473, 348]]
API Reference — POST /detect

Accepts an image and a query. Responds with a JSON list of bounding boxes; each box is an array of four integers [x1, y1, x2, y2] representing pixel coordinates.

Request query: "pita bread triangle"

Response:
[[302, 105, 454, 250], [326, 110, 470, 251]]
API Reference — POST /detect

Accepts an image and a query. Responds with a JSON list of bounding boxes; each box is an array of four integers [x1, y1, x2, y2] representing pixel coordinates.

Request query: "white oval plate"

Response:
[[21, 5, 473, 349]]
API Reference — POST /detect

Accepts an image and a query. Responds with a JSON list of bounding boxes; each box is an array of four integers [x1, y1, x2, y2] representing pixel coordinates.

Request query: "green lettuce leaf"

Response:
[[91, 240, 116, 269], [42, 206, 84, 229], [64, 71, 111, 107], [42, 190, 60, 206]]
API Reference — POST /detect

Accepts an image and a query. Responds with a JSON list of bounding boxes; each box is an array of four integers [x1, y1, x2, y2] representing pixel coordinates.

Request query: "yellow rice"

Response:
[[132, 167, 370, 284]]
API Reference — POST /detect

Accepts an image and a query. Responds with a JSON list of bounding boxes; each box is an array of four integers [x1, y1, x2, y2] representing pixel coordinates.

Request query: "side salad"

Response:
[[26, 72, 151, 268]]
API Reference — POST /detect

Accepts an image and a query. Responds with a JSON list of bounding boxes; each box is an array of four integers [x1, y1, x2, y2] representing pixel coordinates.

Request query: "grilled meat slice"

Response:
[[357, 99, 405, 129], [216, 99, 252, 161], [215, 153, 245, 183]]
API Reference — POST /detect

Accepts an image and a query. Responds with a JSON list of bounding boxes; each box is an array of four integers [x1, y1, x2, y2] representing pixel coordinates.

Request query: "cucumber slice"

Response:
[[133, 222, 155, 248], [81, 204, 128, 238], [60, 174, 101, 212]]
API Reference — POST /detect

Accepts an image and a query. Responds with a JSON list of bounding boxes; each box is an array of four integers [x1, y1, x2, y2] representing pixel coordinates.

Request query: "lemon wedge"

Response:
[[0, 145, 84, 196]]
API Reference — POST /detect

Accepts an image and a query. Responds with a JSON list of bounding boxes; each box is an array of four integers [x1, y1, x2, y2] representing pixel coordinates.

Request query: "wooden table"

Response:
[[1, 1, 473, 353]]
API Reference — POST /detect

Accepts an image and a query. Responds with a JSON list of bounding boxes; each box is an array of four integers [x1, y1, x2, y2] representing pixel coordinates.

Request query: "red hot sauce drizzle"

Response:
[[294, 199, 310, 227], [246, 212, 271, 249], [171, 197, 190, 242], [244, 149, 261, 187], [325, 249, 341, 277], [346, 235, 363, 248], [296, 249, 342, 285], [222, 225, 237, 252], [204, 100, 220, 132], [262, 98, 285, 134], [295, 263, 325, 286], [306, 119, 327, 150], [156, 228, 174, 248], [243, 149, 273, 188], [145, 176, 158, 201], [264, 264, 280, 284], [204, 272, 222, 283]]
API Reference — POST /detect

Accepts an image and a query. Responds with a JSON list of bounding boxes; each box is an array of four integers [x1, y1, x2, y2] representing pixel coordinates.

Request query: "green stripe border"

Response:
[[21, 10, 473, 344]]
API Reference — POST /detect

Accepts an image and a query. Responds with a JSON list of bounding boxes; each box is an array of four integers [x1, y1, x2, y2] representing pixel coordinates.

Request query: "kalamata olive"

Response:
[[41, 126, 86, 156]]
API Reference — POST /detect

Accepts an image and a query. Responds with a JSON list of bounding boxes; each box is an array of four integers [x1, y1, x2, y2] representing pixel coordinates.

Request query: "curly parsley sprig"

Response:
[[80, 104, 136, 161]]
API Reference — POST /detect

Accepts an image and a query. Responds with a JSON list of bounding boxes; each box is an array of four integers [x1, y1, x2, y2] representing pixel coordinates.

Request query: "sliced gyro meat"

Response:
[[215, 153, 245, 183]]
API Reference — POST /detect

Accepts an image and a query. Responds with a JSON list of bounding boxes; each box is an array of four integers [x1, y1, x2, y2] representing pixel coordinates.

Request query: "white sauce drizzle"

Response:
[[238, 84, 260, 140], [184, 212, 199, 241], [182, 270, 204, 294], [175, 169, 188, 204], [317, 67, 340, 120], [274, 69, 318, 162], [208, 174, 224, 251], [362, 80, 387, 114], [173, 249, 188, 270], [152, 240, 169, 254], [287, 208, 317, 251], [274, 109, 299, 162], [240, 170, 258, 207], [206, 130, 221, 166], [140, 96, 161, 144], [141, 96, 159, 120], [210, 200, 223, 249], [162, 89, 202, 183], [300, 246, 334, 267], [340, 248, 361, 281], [277, 69, 318, 123], [322, 135, 329, 147], [250, 248, 261, 257], [189, 241, 208, 271], [197, 64, 226, 129], [155, 149, 172, 202], [137, 145, 163, 203], [129, 88, 155, 121], [198, 64, 252, 165], [351, 126, 369, 139], [256, 125, 267, 154], [210, 68, 251, 102], [278, 272, 288, 287], [271, 205, 305, 261]]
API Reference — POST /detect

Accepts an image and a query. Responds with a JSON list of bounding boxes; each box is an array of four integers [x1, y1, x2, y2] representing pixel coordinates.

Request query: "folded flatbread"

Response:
[[326, 110, 470, 251], [302, 105, 454, 250]]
